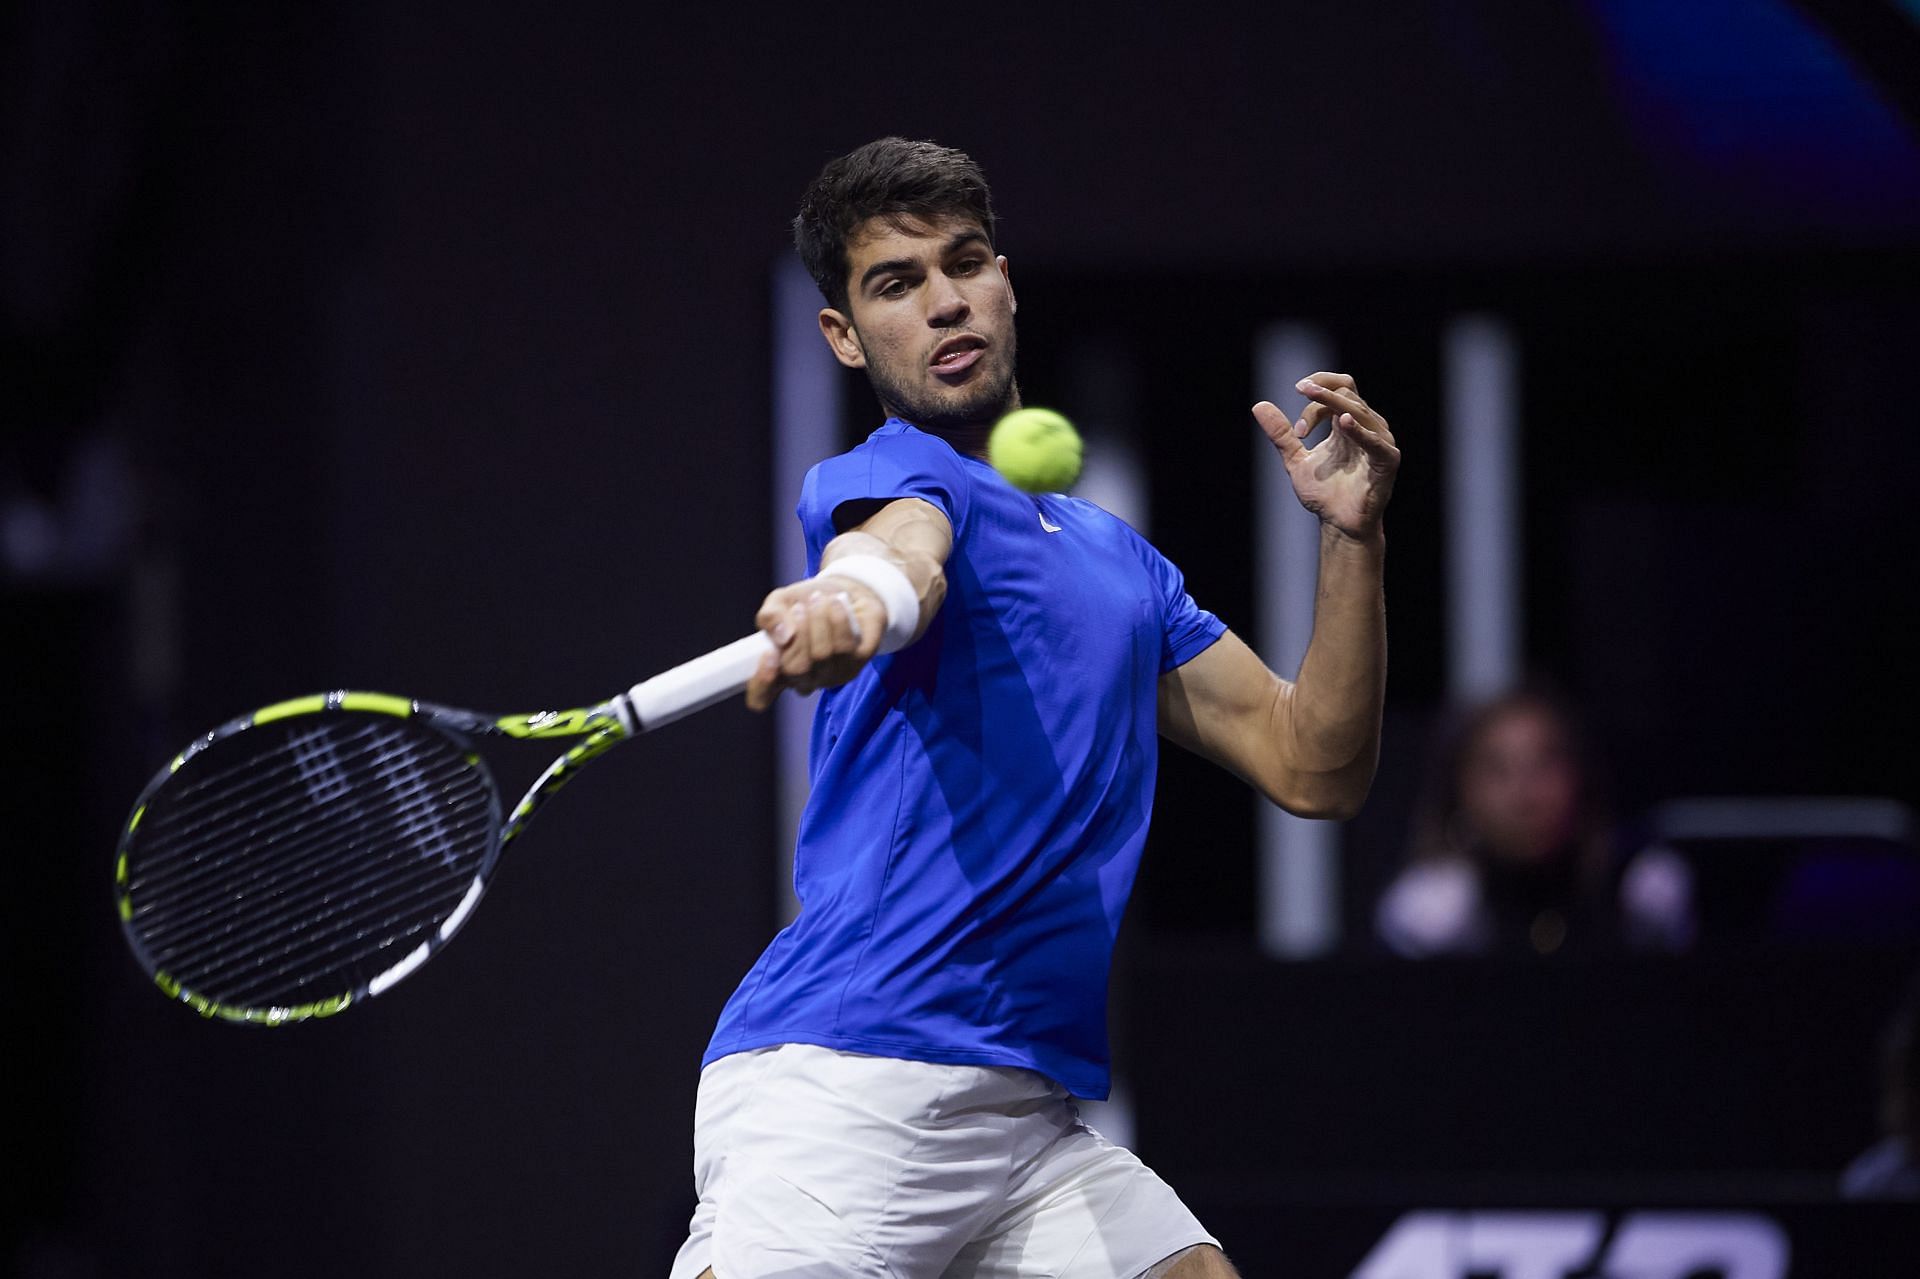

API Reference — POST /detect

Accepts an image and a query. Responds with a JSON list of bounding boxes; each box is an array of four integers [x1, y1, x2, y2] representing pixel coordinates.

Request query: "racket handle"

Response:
[[625, 631, 775, 732]]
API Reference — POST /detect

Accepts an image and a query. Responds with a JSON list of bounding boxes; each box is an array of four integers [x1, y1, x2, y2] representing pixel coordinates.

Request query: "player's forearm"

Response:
[[819, 524, 947, 638], [1285, 526, 1387, 788], [748, 500, 954, 710]]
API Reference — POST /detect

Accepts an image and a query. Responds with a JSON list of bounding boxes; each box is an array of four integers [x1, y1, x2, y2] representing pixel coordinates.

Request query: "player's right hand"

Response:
[[746, 578, 887, 710]]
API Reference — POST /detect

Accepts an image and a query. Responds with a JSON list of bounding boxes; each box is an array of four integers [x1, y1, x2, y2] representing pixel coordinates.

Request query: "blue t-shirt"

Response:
[[703, 420, 1225, 1099]]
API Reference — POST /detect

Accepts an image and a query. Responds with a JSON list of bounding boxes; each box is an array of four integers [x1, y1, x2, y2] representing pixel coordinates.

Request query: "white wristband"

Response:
[[818, 553, 920, 654]]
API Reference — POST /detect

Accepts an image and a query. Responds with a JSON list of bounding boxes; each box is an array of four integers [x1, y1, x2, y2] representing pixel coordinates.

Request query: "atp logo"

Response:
[[1351, 1211, 1789, 1279]]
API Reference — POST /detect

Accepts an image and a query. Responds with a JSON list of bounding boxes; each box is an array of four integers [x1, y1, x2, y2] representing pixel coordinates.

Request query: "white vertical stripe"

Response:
[[1076, 442, 1146, 533], [772, 258, 840, 924], [1443, 316, 1521, 703], [1254, 324, 1341, 958], [1062, 338, 1143, 1147], [1065, 341, 1148, 531]]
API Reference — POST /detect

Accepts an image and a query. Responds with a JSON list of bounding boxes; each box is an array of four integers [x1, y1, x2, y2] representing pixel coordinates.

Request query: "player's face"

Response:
[[820, 214, 1018, 443]]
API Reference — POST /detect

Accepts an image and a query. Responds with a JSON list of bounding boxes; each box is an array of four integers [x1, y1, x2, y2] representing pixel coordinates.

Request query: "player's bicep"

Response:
[[1159, 630, 1286, 779], [1160, 633, 1372, 819]]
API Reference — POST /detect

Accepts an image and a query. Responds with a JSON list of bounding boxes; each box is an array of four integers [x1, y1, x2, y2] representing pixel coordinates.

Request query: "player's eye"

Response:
[[877, 277, 909, 298], [951, 258, 981, 276]]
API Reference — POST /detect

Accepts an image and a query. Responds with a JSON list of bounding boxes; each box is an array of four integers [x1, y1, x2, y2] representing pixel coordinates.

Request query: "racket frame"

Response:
[[115, 630, 774, 1025]]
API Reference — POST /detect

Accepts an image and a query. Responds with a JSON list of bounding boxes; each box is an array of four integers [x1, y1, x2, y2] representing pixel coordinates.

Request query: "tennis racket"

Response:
[[114, 631, 774, 1026]]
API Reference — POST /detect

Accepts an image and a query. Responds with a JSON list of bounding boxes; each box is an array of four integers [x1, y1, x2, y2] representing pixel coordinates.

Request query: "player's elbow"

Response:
[[1271, 791, 1365, 823], [1261, 680, 1381, 820], [1309, 793, 1368, 822], [1262, 761, 1376, 822]]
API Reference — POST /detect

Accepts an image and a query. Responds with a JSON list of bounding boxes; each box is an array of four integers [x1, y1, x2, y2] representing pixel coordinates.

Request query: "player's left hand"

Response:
[[1253, 372, 1400, 541]]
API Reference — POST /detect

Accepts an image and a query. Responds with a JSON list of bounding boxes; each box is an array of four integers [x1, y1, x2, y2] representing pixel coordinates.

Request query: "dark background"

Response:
[[6, 2, 1919, 1275]]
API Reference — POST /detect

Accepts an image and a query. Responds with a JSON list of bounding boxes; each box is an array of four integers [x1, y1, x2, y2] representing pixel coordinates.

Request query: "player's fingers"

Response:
[[1298, 378, 1365, 414], [1293, 375, 1362, 438], [795, 602, 825, 674], [748, 588, 803, 710], [1341, 400, 1395, 447], [829, 589, 887, 667], [1295, 399, 1333, 438], [826, 590, 861, 651], [755, 595, 782, 637], [1252, 401, 1308, 461], [805, 589, 839, 665], [1302, 370, 1358, 394], [1336, 412, 1402, 465], [840, 589, 881, 660], [1303, 371, 1371, 427], [817, 591, 869, 688], [802, 592, 860, 694], [778, 599, 815, 679], [819, 576, 889, 660], [745, 649, 783, 712], [756, 585, 803, 638], [1334, 423, 1401, 514], [1299, 379, 1390, 441], [851, 591, 887, 660]]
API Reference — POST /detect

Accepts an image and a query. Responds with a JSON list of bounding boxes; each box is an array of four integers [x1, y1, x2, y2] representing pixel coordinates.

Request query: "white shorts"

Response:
[[668, 1043, 1218, 1279]]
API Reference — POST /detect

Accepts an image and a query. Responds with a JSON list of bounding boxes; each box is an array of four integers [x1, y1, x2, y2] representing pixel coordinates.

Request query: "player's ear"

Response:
[[998, 255, 1016, 314], [818, 307, 866, 369]]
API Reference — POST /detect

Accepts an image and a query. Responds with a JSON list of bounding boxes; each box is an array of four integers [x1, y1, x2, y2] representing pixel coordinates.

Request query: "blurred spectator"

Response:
[[1842, 977, 1920, 1199], [1376, 685, 1694, 957]]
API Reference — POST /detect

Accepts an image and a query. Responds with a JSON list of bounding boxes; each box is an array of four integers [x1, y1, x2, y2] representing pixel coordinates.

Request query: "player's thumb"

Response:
[[1252, 401, 1305, 459]]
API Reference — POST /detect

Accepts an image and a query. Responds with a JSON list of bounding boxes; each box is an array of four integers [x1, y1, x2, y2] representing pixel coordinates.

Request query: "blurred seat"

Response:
[[1641, 797, 1920, 945]]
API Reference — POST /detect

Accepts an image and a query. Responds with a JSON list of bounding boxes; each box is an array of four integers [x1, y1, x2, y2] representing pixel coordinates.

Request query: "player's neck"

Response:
[[885, 393, 1021, 462], [922, 422, 992, 461]]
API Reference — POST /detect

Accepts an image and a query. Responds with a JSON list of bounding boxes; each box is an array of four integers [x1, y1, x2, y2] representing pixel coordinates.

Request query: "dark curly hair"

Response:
[[793, 137, 997, 313]]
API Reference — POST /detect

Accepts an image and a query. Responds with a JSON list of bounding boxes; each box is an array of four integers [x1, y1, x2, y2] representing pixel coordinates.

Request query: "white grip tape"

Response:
[[817, 554, 920, 654], [626, 631, 774, 732]]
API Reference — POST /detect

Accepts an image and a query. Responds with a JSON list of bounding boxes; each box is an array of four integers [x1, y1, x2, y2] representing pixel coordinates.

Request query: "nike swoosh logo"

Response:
[[1039, 510, 1063, 533]]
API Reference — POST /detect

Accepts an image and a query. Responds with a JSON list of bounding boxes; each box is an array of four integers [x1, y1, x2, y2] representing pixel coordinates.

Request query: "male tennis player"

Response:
[[673, 137, 1397, 1279]]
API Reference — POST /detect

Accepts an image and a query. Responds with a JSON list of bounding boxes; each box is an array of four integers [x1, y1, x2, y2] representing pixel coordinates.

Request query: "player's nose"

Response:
[[926, 274, 970, 325]]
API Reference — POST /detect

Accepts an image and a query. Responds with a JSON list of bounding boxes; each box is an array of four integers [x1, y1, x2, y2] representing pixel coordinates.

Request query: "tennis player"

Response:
[[672, 137, 1397, 1279]]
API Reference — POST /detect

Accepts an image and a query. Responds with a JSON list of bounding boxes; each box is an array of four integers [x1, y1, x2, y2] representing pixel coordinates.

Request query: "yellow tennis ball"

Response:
[[988, 407, 1083, 493]]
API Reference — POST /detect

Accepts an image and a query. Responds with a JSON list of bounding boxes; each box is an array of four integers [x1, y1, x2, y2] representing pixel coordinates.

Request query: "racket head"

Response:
[[115, 693, 505, 1025]]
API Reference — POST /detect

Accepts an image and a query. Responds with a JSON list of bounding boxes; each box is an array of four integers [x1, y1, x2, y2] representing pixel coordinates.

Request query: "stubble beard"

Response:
[[862, 332, 1019, 454]]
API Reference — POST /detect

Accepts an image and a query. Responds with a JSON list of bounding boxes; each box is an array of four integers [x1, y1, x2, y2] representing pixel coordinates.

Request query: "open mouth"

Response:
[[929, 335, 986, 377]]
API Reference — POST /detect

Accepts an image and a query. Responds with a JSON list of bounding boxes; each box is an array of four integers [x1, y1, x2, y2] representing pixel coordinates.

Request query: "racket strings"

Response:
[[189, 869, 477, 1009], [142, 807, 494, 991], [133, 747, 479, 923], [136, 769, 489, 1004], [128, 783, 479, 973], [136, 799, 494, 961], [125, 715, 497, 1008], [147, 718, 399, 820], [135, 720, 443, 879]]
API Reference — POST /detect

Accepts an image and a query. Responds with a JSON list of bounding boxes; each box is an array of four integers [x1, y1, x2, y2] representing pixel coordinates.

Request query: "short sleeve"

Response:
[[796, 423, 974, 572], [1134, 534, 1227, 673]]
